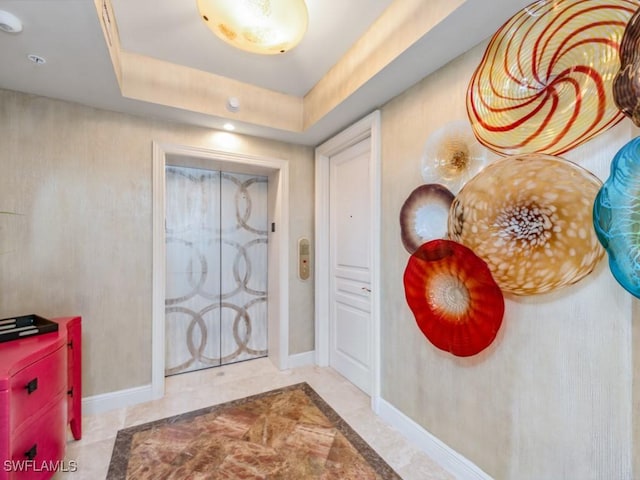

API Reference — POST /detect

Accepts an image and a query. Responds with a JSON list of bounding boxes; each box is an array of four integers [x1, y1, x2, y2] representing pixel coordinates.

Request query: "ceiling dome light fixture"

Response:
[[196, 0, 308, 55]]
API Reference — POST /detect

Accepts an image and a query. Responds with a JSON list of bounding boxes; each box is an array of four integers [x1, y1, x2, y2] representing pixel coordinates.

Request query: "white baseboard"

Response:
[[375, 398, 493, 480], [82, 384, 155, 416], [287, 350, 315, 369], [83, 351, 316, 416]]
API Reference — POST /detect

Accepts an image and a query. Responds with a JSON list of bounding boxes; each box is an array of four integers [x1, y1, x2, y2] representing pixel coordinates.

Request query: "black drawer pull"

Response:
[[25, 378, 38, 394], [25, 444, 37, 460]]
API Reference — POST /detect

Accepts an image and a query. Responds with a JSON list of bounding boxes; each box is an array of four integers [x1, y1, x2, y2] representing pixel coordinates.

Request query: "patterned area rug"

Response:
[[107, 382, 401, 479]]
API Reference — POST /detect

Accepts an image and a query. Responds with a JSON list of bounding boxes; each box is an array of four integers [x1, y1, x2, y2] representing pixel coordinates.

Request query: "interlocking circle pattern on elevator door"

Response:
[[165, 167, 268, 375]]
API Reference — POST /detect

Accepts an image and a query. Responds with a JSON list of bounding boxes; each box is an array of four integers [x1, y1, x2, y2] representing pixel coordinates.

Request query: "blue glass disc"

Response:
[[593, 136, 640, 298]]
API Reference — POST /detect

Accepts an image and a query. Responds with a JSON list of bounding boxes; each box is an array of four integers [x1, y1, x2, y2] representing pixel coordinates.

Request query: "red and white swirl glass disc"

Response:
[[467, 0, 636, 156], [403, 240, 505, 357]]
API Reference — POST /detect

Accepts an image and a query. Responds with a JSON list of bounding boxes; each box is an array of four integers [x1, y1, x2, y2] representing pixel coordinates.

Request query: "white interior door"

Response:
[[329, 138, 372, 394]]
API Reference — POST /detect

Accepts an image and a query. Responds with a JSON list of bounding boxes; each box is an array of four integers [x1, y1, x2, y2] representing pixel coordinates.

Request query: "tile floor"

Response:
[[55, 358, 454, 480]]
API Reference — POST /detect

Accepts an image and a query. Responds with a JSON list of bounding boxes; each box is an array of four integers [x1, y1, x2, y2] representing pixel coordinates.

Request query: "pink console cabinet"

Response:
[[0, 316, 82, 479]]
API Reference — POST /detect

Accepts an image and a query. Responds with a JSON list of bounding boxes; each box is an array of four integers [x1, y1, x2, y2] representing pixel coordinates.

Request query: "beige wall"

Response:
[[0, 89, 314, 397], [634, 300, 640, 479], [3, 34, 639, 476], [380, 44, 637, 478]]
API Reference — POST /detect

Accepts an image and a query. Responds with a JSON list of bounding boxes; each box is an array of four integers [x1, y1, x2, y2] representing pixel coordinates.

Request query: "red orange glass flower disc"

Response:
[[403, 240, 505, 357]]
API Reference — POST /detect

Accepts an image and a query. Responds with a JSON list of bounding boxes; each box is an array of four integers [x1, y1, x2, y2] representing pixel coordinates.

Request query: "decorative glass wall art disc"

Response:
[[421, 120, 497, 193], [613, 7, 640, 126], [467, 0, 635, 156], [399, 184, 454, 254], [448, 154, 604, 295], [403, 240, 504, 357], [594, 137, 640, 297]]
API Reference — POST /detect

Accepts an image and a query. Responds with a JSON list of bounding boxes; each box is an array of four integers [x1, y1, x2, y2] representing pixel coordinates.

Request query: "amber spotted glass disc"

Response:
[[403, 240, 504, 357], [467, 0, 635, 156], [448, 154, 604, 295]]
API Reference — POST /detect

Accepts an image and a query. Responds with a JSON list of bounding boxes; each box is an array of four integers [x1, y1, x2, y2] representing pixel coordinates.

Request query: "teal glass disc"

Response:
[[594, 136, 640, 298]]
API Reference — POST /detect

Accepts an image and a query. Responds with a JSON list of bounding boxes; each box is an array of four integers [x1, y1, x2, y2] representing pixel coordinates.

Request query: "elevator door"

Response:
[[164, 166, 268, 376]]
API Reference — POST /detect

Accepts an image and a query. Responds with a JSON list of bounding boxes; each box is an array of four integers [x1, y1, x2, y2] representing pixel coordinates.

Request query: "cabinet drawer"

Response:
[[9, 394, 66, 480], [9, 346, 66, 433]]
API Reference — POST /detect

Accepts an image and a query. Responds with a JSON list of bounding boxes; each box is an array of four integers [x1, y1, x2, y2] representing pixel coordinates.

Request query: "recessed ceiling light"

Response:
[[223, 123, 235, 131], [27, 54, 46, 65], [196, 0, 308, 55], [0, 10, 23, 33]]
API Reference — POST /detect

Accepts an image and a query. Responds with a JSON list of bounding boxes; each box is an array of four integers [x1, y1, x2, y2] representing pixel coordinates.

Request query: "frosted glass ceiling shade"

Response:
[[197, 0, 309, 55]]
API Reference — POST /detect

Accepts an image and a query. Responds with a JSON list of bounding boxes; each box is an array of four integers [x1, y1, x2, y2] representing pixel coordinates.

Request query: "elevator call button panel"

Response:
[[298, 238, 310, 280]]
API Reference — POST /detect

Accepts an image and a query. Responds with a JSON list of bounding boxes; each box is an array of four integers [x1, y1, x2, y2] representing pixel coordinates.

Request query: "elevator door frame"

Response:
[[151, 142, 289, 399]]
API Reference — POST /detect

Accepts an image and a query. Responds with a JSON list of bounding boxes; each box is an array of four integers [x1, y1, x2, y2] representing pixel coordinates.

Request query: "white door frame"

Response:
[[315, 111, 381, 404], [152, 142, 289, 399]]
